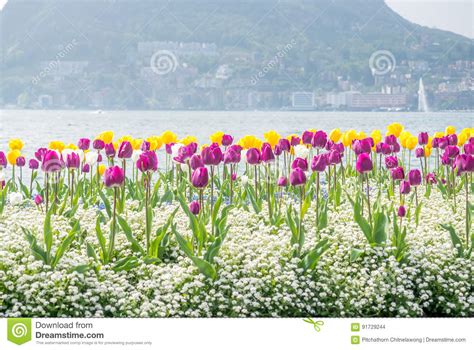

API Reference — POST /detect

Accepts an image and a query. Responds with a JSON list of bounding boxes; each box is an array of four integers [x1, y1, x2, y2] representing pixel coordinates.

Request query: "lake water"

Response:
[[1, 110, 473, 156]]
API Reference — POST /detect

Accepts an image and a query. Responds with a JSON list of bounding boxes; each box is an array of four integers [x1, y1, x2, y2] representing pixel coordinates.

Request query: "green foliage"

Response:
[[440, 224, 473, 258]]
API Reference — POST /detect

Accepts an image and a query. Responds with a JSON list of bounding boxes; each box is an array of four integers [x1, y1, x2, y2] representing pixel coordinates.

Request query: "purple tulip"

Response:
[[222, 134, 233, 147], [302, 130, 314, 145], [381, 143, 392, 155], [66, 152, 80, 169], [325, 140, 334, 152], [105, 143, 116, 158], [78, 138, 90, 150], [29, 159, 39, 170], [277, 176, 288, 187], [398, 205, 406, 217], [189, 200, 200, 215], [201, 146, 223, 166], [229, 144, 243, 154], [311, 154, 327, 172], [0, 151, 7, 167], [136, 151, 158, 172], [332, 142, 345, 154], [231, 173, 237, 181], [191, 167, 209, 188], [400, 180, 411, 194], [408, 169, 422, 186], [415, 147, 425, 158], [356, 153, 373, 173], [447, 134, 458, 146], [311, 131, 327, 149], [464, 143, 474, 155], [118, 141, 133, 159], [431, 138, 439, 149], [426, 173, 437, 184], [289, 168, 306, 186], [246, 148, 261, 165], [141, 140, 150, 151], [444, 145, 459, 159], [261, 143, 275, 163], [93, 139, 105, 150], [190, 154, 205, 170], [390, 166, 405, 181], [292, 157, 308, 171], [278, 138, 291, 152], [103, 165, 125, 188], [274, 144, 283, 156], [385, 156, 398, 169], [223, 149, 240, 165], [455, 154, 474, 174], [165, 143, 174, 155], [385, 135, 397, 145], [34, 148, 48, 161], [97, 153, 103, 163], [328, 150, 342, 165], [438, 136, 449, 150], [16, 156, 26, 167], [34, 194, 43, 206], [418, 132, 429, 145], [290, 136, 300, 146], [391, 142, 401, 153], [82, 163, 90, 173], [42, 150, 61, 173]]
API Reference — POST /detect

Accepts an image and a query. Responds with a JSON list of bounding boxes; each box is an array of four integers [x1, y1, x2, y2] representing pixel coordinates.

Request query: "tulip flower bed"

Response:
[[0, 125, 473, 318]]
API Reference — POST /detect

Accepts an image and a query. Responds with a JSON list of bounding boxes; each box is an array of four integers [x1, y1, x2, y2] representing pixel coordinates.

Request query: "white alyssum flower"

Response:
[[8, 192, 22, 205]]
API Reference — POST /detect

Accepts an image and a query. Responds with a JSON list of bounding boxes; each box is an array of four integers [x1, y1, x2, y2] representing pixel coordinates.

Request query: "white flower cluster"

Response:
[[0, 181, 472, 318]]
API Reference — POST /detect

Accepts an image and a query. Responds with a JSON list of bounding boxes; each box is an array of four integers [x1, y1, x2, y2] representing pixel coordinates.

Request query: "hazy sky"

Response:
[[0, 0, 472, 38]]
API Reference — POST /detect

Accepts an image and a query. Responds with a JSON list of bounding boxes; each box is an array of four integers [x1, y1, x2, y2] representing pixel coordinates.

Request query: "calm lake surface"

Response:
[[1, 110, 473, 155]]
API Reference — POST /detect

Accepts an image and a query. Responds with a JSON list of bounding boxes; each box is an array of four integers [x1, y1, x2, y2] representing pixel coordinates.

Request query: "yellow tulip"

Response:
[[49, 140, 65, 152], [264, 130, 281, 148], [210, 131, 224, 145], [406, 136, 418, 150], [7, 150, 21, 165], [65, 143, 78, 150], [341, 132, 352, 147], [424, 147, 432, 157], [161, 130, 178, 144], [461, 128, 471, 138], [445, 126, 456, 135], [180, 135, 197, 146], [458, 132, 468, 146], [132, 138, 143, 150], [330, 128, 342, 143], [97, 131, 114, 144], [147, 136, 162, 151], [118, 135, 133, 143], [399, 131, 410, 148], [98, 164, 106, 176], [370, 130, 382, 145], [8, 138, 24, 151], [387, 122, 403, 137], [308, 128, 317, 133], [434, 131, 444, 138], [239, 135, 261, 149]]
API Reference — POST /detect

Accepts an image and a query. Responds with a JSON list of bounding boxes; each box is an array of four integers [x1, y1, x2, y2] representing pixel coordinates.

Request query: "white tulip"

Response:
[[171, 143, 184, 158], [294, 144, 309, 159], [85, 152, 98, 166], [241, 175, 249, 185]]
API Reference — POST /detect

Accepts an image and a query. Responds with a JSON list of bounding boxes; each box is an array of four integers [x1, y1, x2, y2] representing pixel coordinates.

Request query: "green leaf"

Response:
[[190, 256, 217, 279], [68, 264, 90, 274], [173, 225, 194, 258], [95, 216, 108, 262], [350, 248, 363, 263], [98, 190, 112, 218], [353, 199, 372, 243], [373, 211, 387, 245], [117, 215, 145, 255], [113, 256, 139, 272], [44, 210, 53, 256], [298, 239, 330, 271], [22, 227, 48, 263], [52, 221, 79, 268], [440, 224, 464, 258]]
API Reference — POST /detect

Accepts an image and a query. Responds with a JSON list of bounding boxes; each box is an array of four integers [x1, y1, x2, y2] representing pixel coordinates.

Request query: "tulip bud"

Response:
[[261, 143, 275, 163], [397, 205, 406, 217], [418, 132, 429, 145], [311, 154, 327, 172], [408, 169, 422, 186], [78, 138, 90, 150], [16, 156, 26, 167], [311, 131, 327, 149], [400, 180, 411, 194], [118, 141, 133, 159], [34, 194, 43, 206], [390, 166, 405, 181], [29, 159, 39, 170], [415, 147, 425, 158], [105, 143, 116, 158], [246, 148, 261, 165], [292, 157, 308, 171], [277, 176, 288, 187], [82, 163, 90, 173], [189, 200, 200, 215], [385, 156, 398, 169], [93, 139, 105, 150], [221, 134, 233, 147], [191, 167, 209, 188], [289, 168, 306, 186]]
